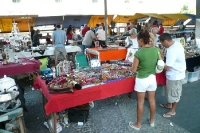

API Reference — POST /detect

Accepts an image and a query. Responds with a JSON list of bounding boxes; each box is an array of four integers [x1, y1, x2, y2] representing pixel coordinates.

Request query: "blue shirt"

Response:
[[52, 29, 66, 47], [95, 28, 98, 33]]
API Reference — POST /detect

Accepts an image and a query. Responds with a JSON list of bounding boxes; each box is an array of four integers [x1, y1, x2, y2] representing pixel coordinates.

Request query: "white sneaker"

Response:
[[89, 102, 94, 108]]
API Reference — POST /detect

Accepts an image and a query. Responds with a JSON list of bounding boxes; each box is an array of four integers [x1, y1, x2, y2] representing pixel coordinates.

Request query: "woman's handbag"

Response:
[[155, 48, 165, 73]]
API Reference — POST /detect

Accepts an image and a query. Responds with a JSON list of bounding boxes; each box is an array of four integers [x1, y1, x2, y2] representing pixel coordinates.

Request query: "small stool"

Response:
[[0, 108, 26, 133]]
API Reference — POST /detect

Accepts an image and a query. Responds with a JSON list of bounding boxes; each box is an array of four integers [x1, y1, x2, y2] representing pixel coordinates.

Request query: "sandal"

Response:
[[163, 112, 176, 118], [159, 104, 172, 109], [149, 119, 155, 127], [129, 122, 141, 131]]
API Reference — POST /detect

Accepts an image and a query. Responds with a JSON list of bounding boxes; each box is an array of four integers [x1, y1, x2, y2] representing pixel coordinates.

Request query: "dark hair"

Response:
[[137, 30, 150, 44], [96, 24, 99, 27], [66, 27, 72, 34], [159, 33, 172, 42], [56, 25, 61, 28]]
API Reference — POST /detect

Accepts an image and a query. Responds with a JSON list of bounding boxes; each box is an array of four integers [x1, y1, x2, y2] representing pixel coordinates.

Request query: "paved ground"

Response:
[[21, 79, 200, 133]]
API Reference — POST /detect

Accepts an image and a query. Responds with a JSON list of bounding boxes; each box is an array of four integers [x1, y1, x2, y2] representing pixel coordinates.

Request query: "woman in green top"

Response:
[[129, 30, 159, 130]]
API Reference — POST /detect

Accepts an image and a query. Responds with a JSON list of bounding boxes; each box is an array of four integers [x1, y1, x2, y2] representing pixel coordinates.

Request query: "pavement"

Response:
[[21, 79, 200, 133]]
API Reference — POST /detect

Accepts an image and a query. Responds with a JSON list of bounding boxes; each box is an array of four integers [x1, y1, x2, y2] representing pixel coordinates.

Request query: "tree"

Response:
[[180, 4, 192, 14]]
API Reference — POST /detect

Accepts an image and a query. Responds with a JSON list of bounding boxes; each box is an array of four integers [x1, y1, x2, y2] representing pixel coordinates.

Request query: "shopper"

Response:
[[129, 30, 159, 130], [82, 27, 96, 54], [32, 29, 40, 47], [158, 24, 164, 35], [151, 28, 160, 47], [52, 25, 67, 66], [159, 33, 186, 118], [30, 26, 35, 41]]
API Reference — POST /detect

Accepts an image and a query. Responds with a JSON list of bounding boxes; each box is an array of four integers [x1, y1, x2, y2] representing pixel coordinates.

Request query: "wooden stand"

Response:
[[0, 108, 26, 133]]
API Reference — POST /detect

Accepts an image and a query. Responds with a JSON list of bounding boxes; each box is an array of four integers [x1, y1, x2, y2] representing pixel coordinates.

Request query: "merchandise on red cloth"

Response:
[[47, 76, 66, 85], [55, 60, 72, 76], [33, 72, 166, 115]]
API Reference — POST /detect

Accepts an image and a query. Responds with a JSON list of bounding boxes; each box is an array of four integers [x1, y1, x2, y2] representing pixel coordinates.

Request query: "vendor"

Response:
[[125, 28, 139, 49]]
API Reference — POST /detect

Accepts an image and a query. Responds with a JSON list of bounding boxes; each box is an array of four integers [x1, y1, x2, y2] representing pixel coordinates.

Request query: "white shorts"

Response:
[[135, 74, 157, 92]]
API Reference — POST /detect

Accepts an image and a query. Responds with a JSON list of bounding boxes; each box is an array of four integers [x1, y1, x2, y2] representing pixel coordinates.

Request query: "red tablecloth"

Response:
[[34, 72, 166, 115], [0, 58, 41, 77]]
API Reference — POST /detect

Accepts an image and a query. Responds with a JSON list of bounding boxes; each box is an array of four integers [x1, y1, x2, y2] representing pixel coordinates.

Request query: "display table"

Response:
[[32, 45, 81, 56], [34, 72, 166, 115], [86, 47, 127, 61], [0, 46, 81, 59], [0, 58, 41, 77]]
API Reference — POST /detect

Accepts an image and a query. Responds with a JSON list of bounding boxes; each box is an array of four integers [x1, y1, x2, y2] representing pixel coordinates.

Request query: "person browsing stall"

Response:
[[159, 33, 186, 118], [82, 27, 96, 54], [32, 29, 40, 47], [52, 25, 67, 66], [129, 30, 159, 130]]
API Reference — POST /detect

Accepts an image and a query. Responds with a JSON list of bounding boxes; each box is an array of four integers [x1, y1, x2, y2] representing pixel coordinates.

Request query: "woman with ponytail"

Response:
[[129, 30, 159, 130]]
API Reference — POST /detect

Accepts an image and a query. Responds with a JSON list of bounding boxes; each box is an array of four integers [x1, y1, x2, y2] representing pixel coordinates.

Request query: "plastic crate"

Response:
[[182, 72, 189, 84], [194, 66, 200, 79], [188, 71, 200, 83]]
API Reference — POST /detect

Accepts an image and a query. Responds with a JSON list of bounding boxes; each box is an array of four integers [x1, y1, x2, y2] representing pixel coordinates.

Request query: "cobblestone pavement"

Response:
[[22, 79, 200, 133]]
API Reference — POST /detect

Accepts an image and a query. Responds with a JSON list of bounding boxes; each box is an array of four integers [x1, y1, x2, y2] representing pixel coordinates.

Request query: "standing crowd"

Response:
[[126, 21, 186, 131]]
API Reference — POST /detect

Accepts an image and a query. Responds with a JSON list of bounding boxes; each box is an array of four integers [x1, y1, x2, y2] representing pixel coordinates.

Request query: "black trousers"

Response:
[[98, 40, 106, 47]]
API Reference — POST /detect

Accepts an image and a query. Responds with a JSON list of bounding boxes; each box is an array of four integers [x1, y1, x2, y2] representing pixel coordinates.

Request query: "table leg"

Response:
[[51, 112, 57, 133], [17, 117, 25, 133], [42, 92, 54, 133], [42, 93, 49, 121], [128, 92, 132, 99]]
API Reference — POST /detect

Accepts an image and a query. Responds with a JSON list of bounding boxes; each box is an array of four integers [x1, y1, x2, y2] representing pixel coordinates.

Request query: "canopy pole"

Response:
[[104, 0, 109, 45], [27, 15, 30, 34]]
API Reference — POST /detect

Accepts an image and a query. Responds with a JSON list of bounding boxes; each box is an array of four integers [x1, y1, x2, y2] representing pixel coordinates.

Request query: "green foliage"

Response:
[[180, 4, 193, 14]]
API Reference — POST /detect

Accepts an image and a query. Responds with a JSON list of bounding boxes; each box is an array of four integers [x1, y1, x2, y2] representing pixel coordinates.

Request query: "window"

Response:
[[12, 0, 21, 3]]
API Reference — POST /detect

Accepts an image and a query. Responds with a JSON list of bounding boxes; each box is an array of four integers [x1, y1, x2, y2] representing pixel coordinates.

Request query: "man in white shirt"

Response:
[[95, 26, 106, 47], [159, 33, 186, 118]]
